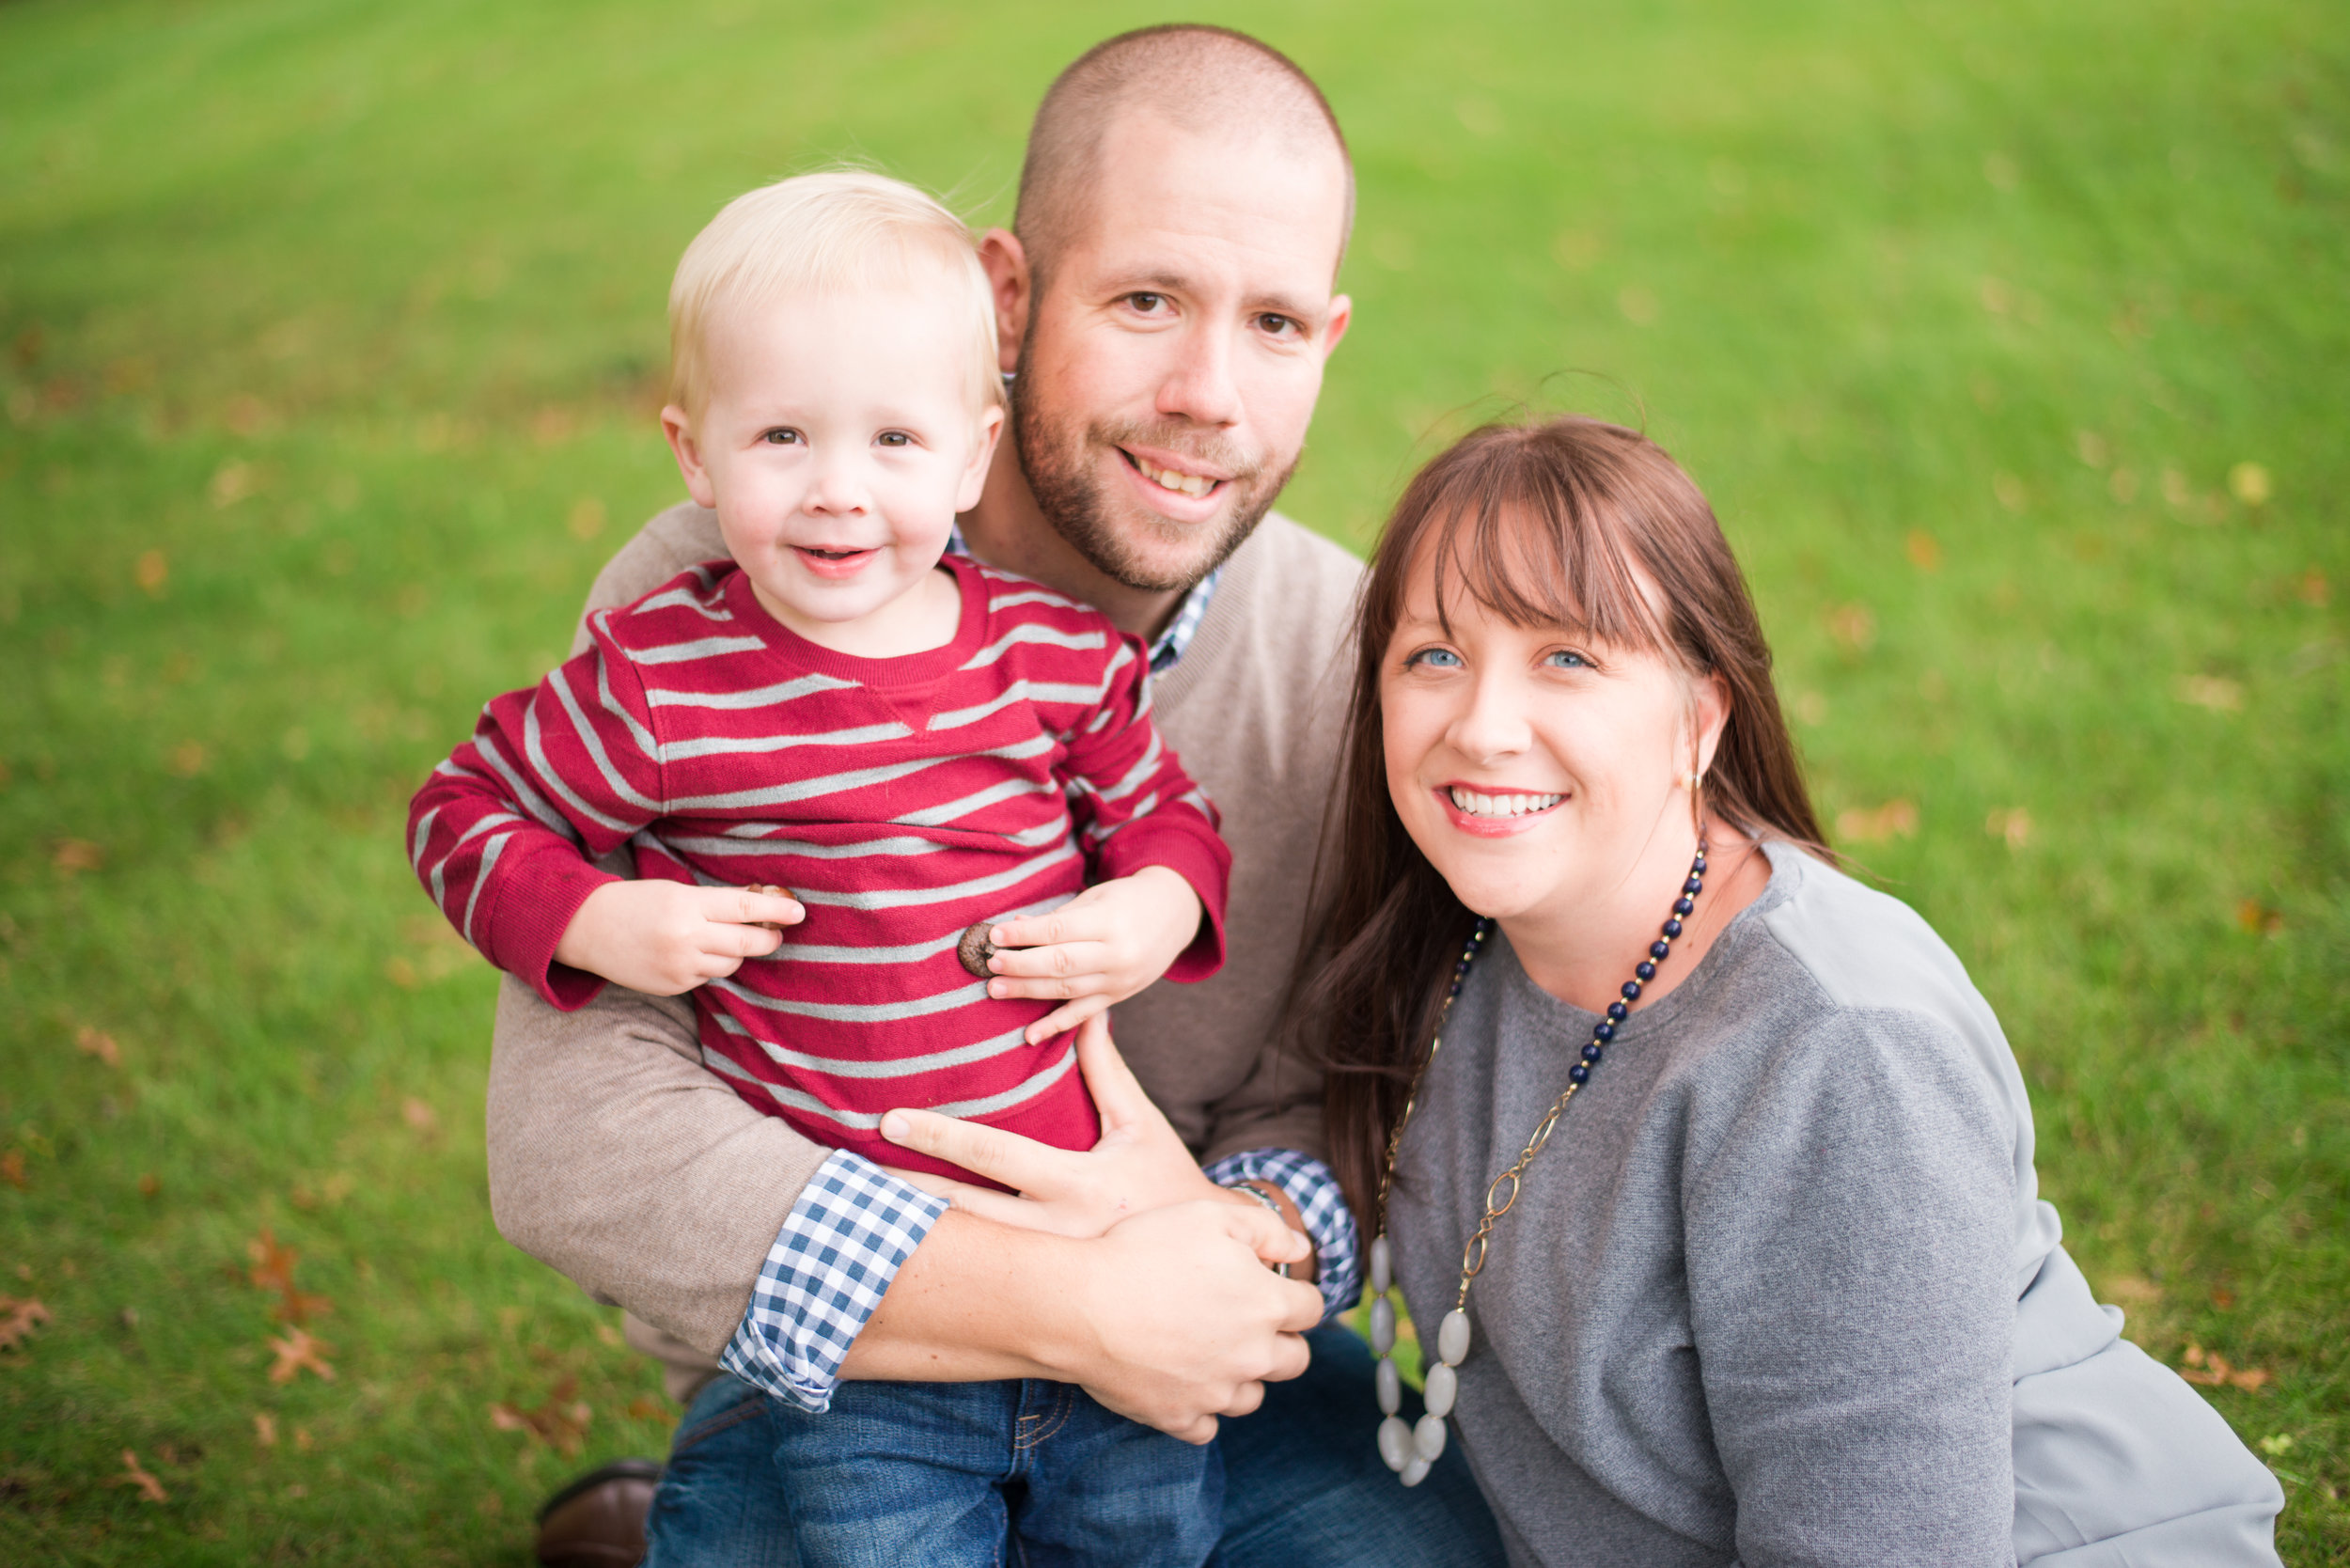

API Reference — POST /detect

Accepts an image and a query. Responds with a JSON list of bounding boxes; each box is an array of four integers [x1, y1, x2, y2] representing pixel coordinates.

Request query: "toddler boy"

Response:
[[409, 172, 1231, 1566]]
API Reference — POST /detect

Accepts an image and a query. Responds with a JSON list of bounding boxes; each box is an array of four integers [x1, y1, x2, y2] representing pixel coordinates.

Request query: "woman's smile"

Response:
[[1437, 783, 1568, 837]]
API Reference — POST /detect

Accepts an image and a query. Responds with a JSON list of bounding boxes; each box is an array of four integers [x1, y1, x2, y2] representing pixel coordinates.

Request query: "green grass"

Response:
[[1, 0, 2342, 1560]]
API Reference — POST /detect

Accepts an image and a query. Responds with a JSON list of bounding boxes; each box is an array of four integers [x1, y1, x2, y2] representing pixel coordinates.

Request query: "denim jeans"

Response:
[[647, 1374, 1219, 1568], [644, 1325, 1506, 1568]]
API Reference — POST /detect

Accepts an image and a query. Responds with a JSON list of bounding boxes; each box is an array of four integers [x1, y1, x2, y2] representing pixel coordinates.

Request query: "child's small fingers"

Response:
[[986, 940, 1110, 980], [1026, 996, 1109, 1044], [715, 921, 784, 959], [724, 886, 806, 927], [988, 908, 1109, 950]]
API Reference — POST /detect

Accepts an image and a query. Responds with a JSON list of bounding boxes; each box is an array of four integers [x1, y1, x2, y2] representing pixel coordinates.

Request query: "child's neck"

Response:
[[750, 564, 963, 660]]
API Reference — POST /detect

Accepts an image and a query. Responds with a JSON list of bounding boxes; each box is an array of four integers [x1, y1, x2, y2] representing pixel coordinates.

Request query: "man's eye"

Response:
[[877, 431, 911, 447], [1258, 313, 1299, 337], [761, 429, 802, 446], [1128, 292, 1167, 313]]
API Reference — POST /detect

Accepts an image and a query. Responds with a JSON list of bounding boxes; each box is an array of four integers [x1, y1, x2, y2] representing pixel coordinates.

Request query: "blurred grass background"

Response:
[[0, 0, 2342, 1560]]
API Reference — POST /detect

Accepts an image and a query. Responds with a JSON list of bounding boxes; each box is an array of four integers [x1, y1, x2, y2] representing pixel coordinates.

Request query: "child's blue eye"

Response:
[[1408, 648, 1463, 669]]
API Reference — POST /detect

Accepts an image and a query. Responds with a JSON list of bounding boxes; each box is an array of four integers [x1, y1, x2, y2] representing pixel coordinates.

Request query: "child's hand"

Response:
[[554, 881, 804, 996], [982, 866, 1202, 1043]]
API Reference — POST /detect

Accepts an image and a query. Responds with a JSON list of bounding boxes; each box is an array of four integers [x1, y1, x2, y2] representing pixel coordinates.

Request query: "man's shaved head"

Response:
[[1014, 24, 1354, 287]]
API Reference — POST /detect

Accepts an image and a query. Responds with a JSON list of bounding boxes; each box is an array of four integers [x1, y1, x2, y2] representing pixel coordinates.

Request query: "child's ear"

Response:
[[954, 405, 1007, 514], [662, 404, 719, 510]]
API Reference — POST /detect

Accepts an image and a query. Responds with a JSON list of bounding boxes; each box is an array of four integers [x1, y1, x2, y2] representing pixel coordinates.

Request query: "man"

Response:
[[495, 26, 1503, 1565]]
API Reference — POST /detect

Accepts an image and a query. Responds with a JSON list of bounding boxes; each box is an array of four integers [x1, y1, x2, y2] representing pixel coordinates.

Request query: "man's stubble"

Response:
[[1010, 329, 1300, 595]]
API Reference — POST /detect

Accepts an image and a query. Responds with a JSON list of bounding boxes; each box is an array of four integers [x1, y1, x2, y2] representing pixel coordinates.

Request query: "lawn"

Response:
[[1, 0, 2342, 1560]]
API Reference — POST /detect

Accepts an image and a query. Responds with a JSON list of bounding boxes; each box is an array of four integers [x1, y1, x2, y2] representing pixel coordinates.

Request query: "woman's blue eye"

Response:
[[1543, 650, 1590, 669], [1409, 648, 1463, 669]]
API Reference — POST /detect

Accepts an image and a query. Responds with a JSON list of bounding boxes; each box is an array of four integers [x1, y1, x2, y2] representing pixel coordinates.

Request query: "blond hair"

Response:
[[666, 170, 1002, 416]]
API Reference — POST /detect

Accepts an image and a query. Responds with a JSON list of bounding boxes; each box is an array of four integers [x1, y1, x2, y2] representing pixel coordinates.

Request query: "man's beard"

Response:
[[1011, 366, 1298, 594]]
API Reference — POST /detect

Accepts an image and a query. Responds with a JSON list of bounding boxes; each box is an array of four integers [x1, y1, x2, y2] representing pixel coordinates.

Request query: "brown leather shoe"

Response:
[[534, 1458, 660, 1568]]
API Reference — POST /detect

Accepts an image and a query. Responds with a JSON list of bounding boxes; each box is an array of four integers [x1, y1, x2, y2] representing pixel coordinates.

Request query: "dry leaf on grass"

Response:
[[253, 1412, 277, 1448], [75, 1027, 121, 1067], [244, 1230, 331, 1324], [52, 839, 103, 876], [0, 1151, 24, 1189], [1837, 799, 1919, 844], [491, 1375, 594, 1455], [0, 1295, 53, 1351], [267, 1327, 336, 1384], [112, 1450, 167, 1503], [2180, 1343, 2271, 1390], [401, 1098, 439, 1137]]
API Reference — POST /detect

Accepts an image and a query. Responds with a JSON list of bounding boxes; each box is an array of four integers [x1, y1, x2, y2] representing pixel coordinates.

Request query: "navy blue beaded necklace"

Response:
[[1366, 842, 1710, 1486]]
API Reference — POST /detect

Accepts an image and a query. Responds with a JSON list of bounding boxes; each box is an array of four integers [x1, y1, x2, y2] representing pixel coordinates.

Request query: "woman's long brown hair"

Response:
[[1296, 416, 1830, 1230]]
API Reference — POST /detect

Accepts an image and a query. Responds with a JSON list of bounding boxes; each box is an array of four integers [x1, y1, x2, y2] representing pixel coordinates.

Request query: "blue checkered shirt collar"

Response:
[[947, 525, 1221, 676]]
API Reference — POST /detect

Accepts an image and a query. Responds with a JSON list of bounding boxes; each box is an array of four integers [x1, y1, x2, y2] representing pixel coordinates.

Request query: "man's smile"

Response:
[[1117, 445, 1230, 502]]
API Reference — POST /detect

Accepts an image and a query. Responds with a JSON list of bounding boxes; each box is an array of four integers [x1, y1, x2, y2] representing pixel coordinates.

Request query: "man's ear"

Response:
[[979, 228, 1030, 376], [661, 404, 718, 510], [1321, 292, 1355, 362]]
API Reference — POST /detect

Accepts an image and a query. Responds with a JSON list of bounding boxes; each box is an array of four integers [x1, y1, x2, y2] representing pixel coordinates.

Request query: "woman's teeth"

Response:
[[1139, 461, 1216, 498], [1449, 788, 1564, 818]]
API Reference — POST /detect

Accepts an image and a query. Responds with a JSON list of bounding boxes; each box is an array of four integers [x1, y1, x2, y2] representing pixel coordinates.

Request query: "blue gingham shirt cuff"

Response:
[[1205, 1148, 1361, 1323], [718, 1149, 948, 1413]]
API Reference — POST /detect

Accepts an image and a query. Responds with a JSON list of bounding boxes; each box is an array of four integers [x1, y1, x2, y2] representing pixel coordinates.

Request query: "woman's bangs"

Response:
[[1422, 470, 1672, 656]]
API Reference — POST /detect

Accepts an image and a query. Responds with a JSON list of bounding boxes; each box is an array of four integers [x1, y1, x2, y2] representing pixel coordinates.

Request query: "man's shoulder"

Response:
[[1241, 511, 1364, 597], [572, 502, 729, 656], [1200, 511, 1363, 654]]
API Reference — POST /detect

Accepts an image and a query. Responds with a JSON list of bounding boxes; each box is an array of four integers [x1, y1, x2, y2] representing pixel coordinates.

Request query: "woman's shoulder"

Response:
[[1746, 844, 1997, 1039], [1690, 842, 2034, 1137]]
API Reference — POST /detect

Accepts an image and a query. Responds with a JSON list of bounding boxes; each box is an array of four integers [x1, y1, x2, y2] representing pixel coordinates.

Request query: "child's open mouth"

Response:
[[794, 545, 877, 579]]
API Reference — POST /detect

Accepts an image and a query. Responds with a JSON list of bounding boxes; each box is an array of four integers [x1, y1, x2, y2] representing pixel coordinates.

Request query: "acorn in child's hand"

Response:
[[744, 885, 798, 931], [958, 921, 1001, 980]]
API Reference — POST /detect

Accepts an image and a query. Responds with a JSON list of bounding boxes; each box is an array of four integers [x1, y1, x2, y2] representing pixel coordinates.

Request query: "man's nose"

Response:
[[1154, 321, 1243, 429]]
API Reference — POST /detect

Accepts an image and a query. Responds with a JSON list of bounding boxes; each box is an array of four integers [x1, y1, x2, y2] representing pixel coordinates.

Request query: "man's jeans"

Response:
[[643, 1325, 1507, 1568]]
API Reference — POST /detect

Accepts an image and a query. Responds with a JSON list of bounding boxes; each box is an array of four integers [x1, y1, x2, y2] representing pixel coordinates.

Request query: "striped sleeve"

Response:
[[406, 621, 666, 1008], [1055, 632, 1230, 982]]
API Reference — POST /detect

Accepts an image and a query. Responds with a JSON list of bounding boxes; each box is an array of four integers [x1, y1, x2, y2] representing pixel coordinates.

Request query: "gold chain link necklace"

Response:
[[1366, 842, 1709, 1484]]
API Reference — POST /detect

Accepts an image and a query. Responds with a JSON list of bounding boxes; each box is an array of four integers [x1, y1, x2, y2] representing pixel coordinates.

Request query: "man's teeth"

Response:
[[1140, 462, 1216, 498], [1449, 788, 1564, 818]]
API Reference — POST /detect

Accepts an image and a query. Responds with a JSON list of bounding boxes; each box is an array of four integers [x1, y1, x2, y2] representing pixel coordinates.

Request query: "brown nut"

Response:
[[957, 920, 999, 980], [744, 884, 798, 932]]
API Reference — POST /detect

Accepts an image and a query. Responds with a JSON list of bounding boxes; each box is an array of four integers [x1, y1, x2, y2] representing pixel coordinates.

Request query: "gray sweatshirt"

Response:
[[1387, 844, 2282, 1567]]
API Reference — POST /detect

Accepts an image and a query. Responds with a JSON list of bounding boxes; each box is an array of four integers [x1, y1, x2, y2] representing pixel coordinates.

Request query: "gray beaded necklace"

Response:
[[1367, 843, 1709, 1484]]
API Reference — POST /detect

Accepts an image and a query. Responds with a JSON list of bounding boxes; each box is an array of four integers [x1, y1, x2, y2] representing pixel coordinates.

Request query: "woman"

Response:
[[1295, 416, 2284, 1565]]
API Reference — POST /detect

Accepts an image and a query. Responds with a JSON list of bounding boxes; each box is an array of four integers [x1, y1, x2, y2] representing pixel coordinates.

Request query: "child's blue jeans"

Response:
[[647, 1373, 1222, 1568]]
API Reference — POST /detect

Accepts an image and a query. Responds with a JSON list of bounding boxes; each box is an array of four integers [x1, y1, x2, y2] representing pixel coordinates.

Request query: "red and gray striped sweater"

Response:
[[407, 556, 1229, 1180]]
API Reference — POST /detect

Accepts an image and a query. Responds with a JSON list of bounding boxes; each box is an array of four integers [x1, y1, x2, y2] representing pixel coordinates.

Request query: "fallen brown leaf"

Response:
[[112, 1450, 167, 1503], [491, 1376, 593, 1456], [1904, 530, 1943, 572], [266, 1327, 336, 1384], [53, 839, 103, 876], [626, 1395, 668, 1422], [2235, 900, 2284, 936], [2, 1151, 25, 1189], [1825, 603, 1876, 652], [0, 1295, 52, 1351], [2099, 1275, 2163, 1307], [246, 1231, 299, 1294], [401, 1097, 439, 1136], [1837, 799, 1919, 845], [75, 1027, 121, 1068], [1985, 808, 2032, 851], [253, 1412, 277, 1448], [2179, 1344, 2272, 1391], [134, 550, 169, 594]]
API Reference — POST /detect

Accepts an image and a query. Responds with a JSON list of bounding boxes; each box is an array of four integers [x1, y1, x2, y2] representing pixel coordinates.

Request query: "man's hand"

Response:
[[1065, 1200, 1322, 1443], [882, 1015, 1236, 1237], [983, 866, 1201, 1043], [552, 881, 804, 996]]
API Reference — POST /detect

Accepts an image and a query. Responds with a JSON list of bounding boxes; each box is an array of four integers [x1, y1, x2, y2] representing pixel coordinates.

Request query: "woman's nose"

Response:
[[1448, 674, 1533, 763]]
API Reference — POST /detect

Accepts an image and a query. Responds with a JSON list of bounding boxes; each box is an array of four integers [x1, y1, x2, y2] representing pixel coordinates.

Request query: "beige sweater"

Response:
[[484, 501, 1363, 1364]]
